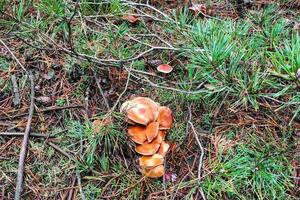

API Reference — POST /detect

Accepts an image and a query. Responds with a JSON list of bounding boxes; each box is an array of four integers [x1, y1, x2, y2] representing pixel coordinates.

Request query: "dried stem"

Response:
[[94, 73, 110, 110], [0, 39, 27, 72], [76, 171, 86, 200], [0, 104, 83, 120], [110, 62, 133, 112], [0, 132, 53, 138], [187, 103, 206, 200], [14, 71, 35, 200]]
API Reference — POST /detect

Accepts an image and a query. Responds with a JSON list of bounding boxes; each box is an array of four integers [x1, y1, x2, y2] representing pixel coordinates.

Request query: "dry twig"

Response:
[[0, 132, 54, 138], [11, 74, 20, 107], [0, 104, 83, 120], [0, 39, 27, 71], [187, 103, 206, 200], [110, 62, 133, 112], [94, 73, 110, 110], [76, 171, 86, 200], [14, 71, 35, 200]]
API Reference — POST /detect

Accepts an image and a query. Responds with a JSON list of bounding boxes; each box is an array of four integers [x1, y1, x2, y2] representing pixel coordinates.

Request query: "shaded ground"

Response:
[[1, 0, 300, 199]]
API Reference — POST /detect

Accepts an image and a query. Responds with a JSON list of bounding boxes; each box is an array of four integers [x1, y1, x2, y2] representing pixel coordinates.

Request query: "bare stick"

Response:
[[0, 132, 53, 138], [45, 142, 86, 199], [94, 74, 110, 110], [47, 142, 73, 159], [130, 73, 206, 94], [14, 71, 35, 200], [0, 39, 27, 72], [11, 74, 20, 107], [0, 104, 83, 120], [187, 103, 206, 200], [110, 62, 133, 112], [76, 171, 86, 200]]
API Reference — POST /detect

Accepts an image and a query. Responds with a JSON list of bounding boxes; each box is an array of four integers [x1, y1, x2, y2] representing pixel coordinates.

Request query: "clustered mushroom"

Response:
[[120, 97, 173, 178]]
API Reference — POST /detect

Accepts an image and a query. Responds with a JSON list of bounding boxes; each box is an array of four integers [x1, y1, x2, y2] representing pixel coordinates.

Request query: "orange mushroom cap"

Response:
[[157, 106, 173, 130], [145, 122, 159, 142], [135, 140, 161, 156], [141, 165, 165, 178], [128, 122, 159, 144], [157, 141, 170, 157], [135, 130, 165, 155], [127, 128, 147, 145], [156, 130, 167, 143], [157, 64, 173, 74], [121, 97, 159, 125], [139, 154, 164, 169]]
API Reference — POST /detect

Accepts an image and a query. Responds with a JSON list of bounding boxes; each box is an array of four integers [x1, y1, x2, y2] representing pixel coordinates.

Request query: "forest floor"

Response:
[[1, 0, 300, 199]]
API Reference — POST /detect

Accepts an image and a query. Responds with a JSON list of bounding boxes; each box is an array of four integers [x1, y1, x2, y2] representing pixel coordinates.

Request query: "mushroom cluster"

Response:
[[121, 97, 173, 178]]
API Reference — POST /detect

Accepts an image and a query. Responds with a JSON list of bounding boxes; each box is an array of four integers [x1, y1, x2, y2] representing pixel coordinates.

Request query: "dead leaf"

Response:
[[93, 118, 112, 133], [294, 23, 300, 31], [189, 4, 206, 15], [43, 69, 55, 80], [163, 172, 177, 182], [257, 0, 271, 9], [122, 15, 140, 23]]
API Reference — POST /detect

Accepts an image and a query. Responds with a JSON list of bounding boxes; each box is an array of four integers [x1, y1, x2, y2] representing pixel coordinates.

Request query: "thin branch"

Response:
[[14, 71, 35, 200], [11, 74, 20, 107], [94, 73, 110, 110], [0, 38, 27, 72], [47, 142, 73, 159], [0, 104, 83, 120], [187, 103, 206, 200], [130, 73, 206, 94], [110, 62, 133, 112], [76, 171, 86, 200], [66, 1, 79, 51], [0, 132, 54, 138], [121, 0, 175, 23]]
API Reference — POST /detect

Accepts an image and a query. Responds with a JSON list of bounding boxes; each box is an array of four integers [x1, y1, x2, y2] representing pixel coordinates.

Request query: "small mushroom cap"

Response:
[[139, 154, 164, 168], [135, 140, 161, 155], [157, 141, 170, 157], [122, 97, 159, 125], [157, 106, 173, 130], [141, 165, 165, 178], [157, 64, 173, 74]]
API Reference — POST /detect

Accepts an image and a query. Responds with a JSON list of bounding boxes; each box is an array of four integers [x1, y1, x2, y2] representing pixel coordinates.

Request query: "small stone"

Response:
[[36, 96, 52, 105], [296, 68, 300, 79], [147, 59, 162, 67]]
